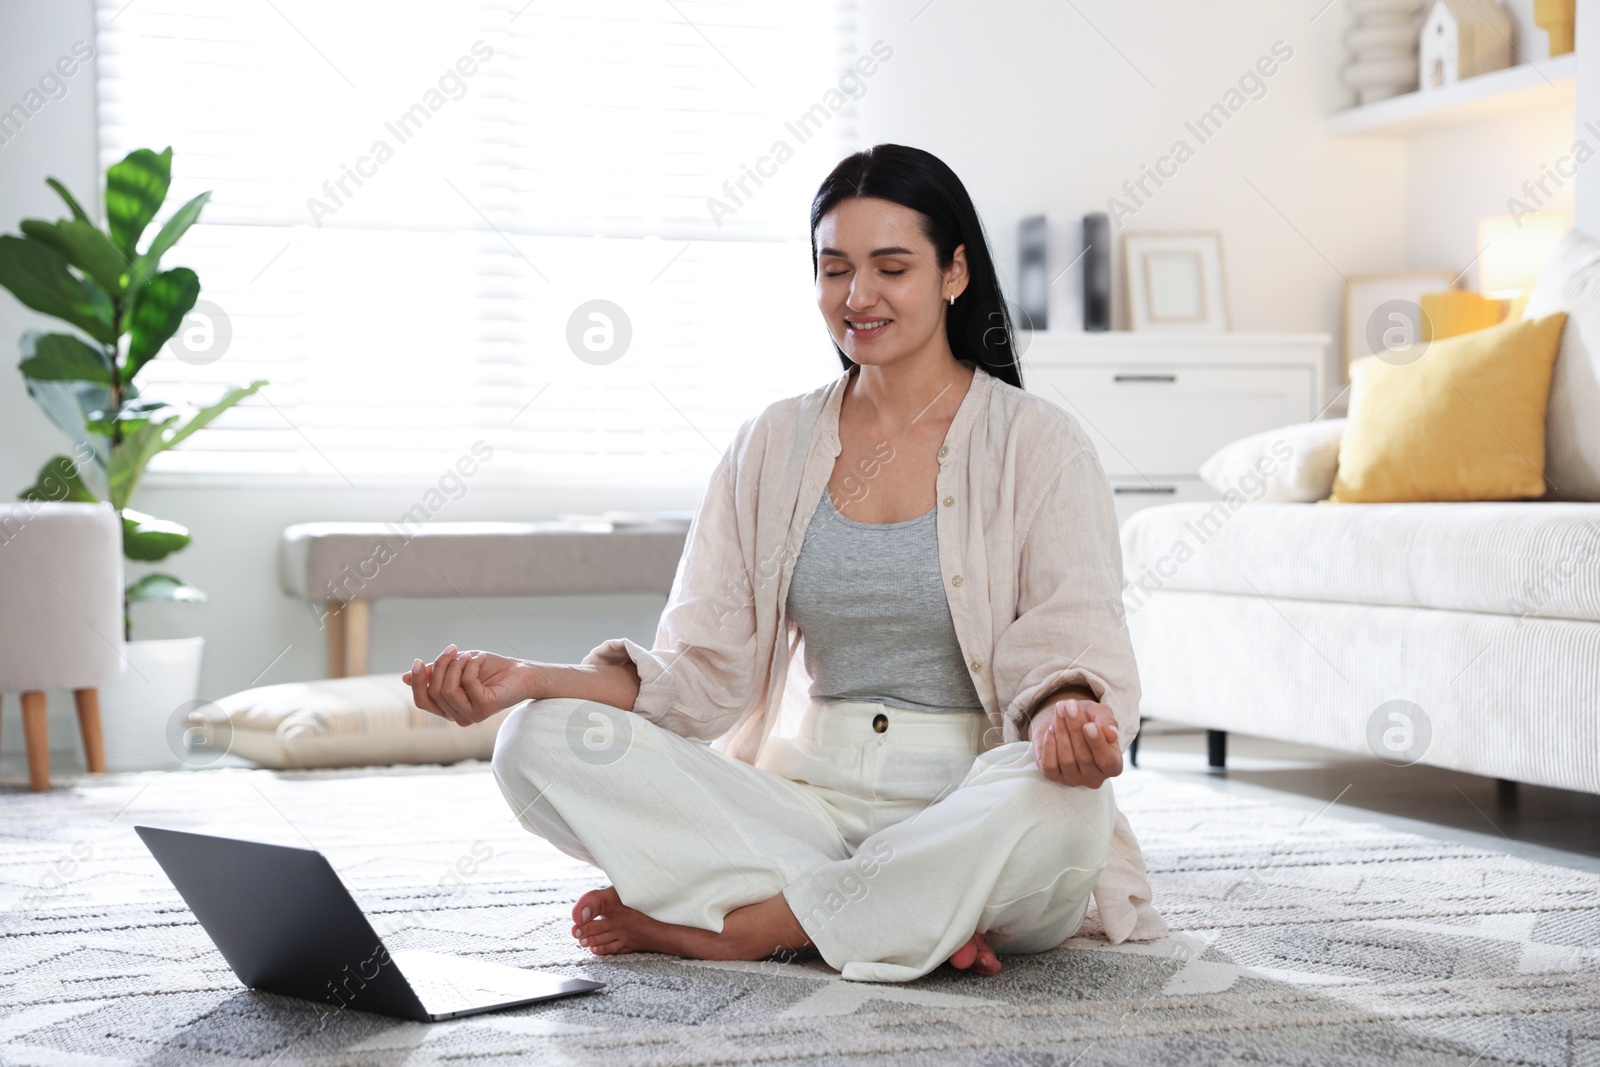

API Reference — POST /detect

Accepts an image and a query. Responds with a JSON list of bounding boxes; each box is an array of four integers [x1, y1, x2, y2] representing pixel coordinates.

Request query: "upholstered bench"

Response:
[[278, 517, 690, 677]]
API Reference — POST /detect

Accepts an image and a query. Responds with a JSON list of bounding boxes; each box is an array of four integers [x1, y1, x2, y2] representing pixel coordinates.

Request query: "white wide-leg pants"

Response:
[[490, 696, 1114, 983]]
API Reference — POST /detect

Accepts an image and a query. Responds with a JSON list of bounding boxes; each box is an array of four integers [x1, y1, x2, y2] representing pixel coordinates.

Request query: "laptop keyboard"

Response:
[[408, 975, 523, 1010]]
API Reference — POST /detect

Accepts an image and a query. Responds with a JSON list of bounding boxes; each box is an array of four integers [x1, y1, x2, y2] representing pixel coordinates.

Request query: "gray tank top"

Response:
[[784, 490, 985, 714]]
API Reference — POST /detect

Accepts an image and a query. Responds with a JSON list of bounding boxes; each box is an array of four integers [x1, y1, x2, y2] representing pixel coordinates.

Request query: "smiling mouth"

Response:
[[845, 318, 891, 333]]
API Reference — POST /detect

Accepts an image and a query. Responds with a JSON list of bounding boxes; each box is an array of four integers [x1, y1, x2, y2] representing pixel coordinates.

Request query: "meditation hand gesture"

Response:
[[403, 645, 536, 726], [1030, 698, 1123, 789]]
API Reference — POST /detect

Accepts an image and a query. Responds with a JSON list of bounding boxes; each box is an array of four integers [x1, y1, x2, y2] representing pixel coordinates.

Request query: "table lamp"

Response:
[[1478, 211, 1570, 319]]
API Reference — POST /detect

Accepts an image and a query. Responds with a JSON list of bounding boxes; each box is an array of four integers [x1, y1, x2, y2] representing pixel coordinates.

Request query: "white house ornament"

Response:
[[1420, 0, 1512, 90]]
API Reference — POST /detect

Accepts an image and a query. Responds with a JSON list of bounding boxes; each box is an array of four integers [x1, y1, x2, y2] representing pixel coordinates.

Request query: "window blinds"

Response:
[[94, 0, 855, 484]]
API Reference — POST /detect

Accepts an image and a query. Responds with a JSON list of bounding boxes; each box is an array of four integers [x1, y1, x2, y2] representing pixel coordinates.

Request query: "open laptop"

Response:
[[135, 825, 603, 1022]]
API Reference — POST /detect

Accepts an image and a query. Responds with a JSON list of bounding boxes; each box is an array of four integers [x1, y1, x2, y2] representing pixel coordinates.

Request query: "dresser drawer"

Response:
[[1030, 364, 1315, 478], [1106, 477, 1219, 524]]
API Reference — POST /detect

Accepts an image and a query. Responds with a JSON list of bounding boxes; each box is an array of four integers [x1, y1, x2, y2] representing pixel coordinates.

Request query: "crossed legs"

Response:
[[490, 697, 1112, 982]]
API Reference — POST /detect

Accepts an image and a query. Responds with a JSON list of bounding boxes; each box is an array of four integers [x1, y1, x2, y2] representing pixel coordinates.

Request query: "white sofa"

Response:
[[1118, 230, 1600, 795]]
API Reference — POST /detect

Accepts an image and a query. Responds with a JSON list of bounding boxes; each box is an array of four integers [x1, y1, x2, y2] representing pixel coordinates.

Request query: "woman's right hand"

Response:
[[403, 645, 538, 726]]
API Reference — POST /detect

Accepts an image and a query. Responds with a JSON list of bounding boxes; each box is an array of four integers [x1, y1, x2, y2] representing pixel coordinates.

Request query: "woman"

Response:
[[404, 144, 1164, 983]]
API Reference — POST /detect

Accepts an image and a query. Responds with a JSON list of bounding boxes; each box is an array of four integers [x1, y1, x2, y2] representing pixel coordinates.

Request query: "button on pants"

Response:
[[490, 696, 1114, 983]]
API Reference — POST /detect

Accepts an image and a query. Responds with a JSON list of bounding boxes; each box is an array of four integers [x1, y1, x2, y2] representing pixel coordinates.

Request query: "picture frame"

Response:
[[1342, 269, 1459, 378], [1123, 231, 1228, 332]]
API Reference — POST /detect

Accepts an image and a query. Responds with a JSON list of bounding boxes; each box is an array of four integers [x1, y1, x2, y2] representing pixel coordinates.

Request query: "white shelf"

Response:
[[1325, 52, 1577, 136]]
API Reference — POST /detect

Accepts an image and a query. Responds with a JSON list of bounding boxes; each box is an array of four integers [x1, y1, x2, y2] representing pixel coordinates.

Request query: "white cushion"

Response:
[[1525, 227, 1600, 501], [1198, 419, 1346, 502], [199, 674, 509, 769], [1120, 500, 1600, 622]]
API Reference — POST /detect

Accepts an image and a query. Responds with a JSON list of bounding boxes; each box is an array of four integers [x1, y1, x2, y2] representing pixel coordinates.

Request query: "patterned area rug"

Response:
[[1, 761, 1597, 1066]]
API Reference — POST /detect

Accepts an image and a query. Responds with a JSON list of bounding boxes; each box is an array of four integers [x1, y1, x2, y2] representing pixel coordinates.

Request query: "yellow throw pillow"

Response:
[[1330, 311, 1567, 503]]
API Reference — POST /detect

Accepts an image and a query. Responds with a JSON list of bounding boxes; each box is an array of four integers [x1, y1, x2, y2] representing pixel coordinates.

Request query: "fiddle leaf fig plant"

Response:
[[0, 147, 265, 638]]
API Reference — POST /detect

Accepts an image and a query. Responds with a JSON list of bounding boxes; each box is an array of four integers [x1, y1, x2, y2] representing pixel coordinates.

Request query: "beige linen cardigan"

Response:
[[582, 360, 1166, 943]]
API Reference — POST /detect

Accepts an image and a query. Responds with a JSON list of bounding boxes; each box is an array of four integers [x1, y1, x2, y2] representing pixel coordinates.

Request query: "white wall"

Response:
[[850, 0, 1410, 403], [849, 0, 1584, 393], [1405, 106, 1578, 278], [0, 0, 1584, 769], [1402, 0, 1581, 277], [1580, 0, 1600, 235], [0, 0, 99, 500]]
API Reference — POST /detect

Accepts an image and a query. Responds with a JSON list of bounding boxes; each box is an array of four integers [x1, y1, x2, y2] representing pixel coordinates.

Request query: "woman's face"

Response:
[[814, 197, 966, 368]]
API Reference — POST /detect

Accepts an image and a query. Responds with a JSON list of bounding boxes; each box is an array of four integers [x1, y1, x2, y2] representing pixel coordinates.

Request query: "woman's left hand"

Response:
[[1031, 698, 1123, 789]]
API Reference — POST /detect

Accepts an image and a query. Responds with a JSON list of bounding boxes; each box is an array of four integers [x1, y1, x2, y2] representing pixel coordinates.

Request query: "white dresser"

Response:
[[1019, 332, 1333, 522]]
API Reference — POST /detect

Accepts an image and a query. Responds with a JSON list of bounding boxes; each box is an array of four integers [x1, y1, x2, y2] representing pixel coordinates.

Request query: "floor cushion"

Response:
[[199, 674, 510, 769]]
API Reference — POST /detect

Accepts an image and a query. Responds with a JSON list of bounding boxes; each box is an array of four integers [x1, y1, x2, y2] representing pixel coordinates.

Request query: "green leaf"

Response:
[[17, 454, 98, 504], [0, 235, 117, 343], [92, 381, 265, 509], [19, 335, 117, 474], [166, 379, 265, 450], [124, 267, 199, 378], [84, 396, 176, 439], [105, 147, 172, 260], [125, 191, 209, 297], [46, 177, 92, 224], [87, 397, 173, 422], [84, 275, 114, 334], [23, 375, 110, 445], [122, 508, 191, 561], [85, 379, 263, 510], [18, 332, 113, 385], [126, 572, 207, 604], [20, 218, 129, 296], [104, 412, 179, 509]]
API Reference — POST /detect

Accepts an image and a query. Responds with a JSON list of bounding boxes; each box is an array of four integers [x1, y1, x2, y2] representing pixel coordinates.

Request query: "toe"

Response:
[[949, 932, 1002, 975], [587, 934, 626, 955], [948, 935, 980, 970], [973, 933, 1002, 976], [571, 885, 620, 926]]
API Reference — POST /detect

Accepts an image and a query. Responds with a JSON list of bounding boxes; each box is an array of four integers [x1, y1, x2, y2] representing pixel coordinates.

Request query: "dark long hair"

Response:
[[809, 144, 1023, 390]]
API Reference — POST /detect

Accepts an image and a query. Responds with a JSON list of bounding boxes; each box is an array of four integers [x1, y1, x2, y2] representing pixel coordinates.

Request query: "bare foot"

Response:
[[947, 931, 1001, 976], [570, 886, 683, 957], [569, 886, 808, 961]]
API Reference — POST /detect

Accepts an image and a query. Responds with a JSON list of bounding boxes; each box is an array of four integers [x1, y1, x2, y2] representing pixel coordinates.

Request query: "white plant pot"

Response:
[[98, 636, 205, 772]]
